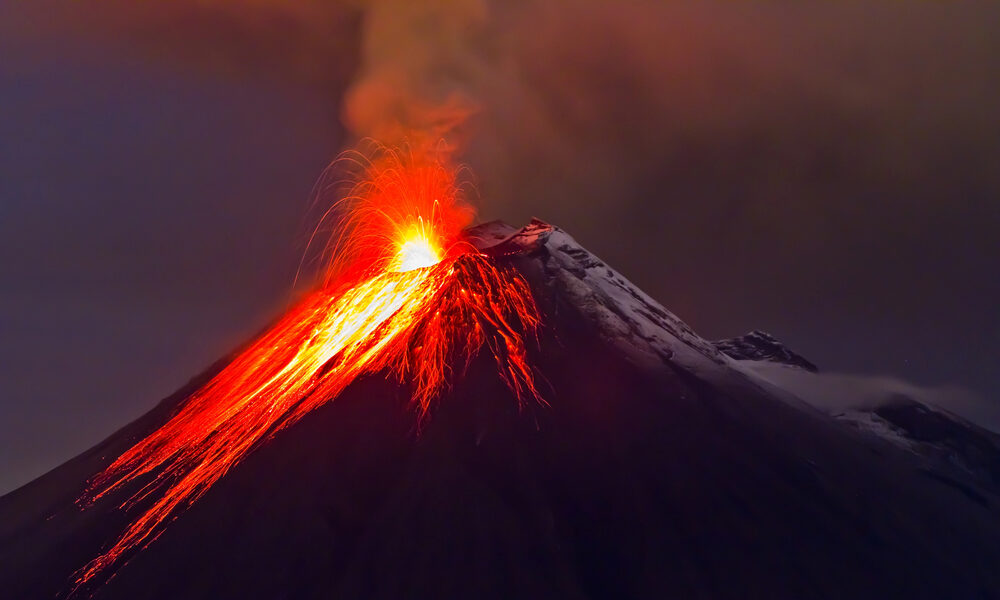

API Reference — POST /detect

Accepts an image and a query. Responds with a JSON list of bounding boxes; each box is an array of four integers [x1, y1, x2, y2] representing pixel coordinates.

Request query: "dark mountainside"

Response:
[[2, 221, 999, 599]]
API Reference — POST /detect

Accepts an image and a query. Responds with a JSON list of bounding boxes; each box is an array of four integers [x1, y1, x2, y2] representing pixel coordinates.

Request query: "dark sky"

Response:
[[2, 1, 998, 495]]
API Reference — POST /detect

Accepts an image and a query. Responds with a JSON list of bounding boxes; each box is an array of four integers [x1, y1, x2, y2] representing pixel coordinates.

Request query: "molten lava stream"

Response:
[[72, 146, 541, 593]]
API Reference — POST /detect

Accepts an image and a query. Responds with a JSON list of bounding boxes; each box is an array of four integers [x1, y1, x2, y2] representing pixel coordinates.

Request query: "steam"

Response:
[[342, 0, 492, 149], [746, 362, 1000, 435]]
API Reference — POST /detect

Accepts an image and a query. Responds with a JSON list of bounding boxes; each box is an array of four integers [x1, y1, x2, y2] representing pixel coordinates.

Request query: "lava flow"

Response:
[[72, 145, 541, 592]]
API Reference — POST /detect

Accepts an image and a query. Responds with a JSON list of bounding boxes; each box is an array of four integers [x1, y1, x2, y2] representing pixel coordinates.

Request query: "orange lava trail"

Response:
[[73, 145, 540, 593]]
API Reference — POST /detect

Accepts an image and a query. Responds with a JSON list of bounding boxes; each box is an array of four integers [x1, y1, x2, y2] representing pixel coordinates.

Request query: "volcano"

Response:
[[3, 219, 1000, 600]]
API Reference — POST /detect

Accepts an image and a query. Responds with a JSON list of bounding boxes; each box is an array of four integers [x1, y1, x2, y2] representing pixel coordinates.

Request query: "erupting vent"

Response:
[[72, 145, 542, 593]]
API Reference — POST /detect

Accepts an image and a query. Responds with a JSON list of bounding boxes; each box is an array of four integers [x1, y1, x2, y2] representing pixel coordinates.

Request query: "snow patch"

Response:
[[538, 227, 733, 381]]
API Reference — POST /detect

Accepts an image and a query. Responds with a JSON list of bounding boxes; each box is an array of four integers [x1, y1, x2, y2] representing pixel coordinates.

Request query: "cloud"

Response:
[[746, 361, 1000, 435]]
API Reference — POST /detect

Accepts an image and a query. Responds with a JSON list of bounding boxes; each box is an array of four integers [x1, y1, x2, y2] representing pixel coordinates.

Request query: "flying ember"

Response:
[[72, 145, 541, 593]]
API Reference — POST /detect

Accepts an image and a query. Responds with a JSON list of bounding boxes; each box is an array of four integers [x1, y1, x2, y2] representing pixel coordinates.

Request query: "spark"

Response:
[[72, 144, 540, 593]]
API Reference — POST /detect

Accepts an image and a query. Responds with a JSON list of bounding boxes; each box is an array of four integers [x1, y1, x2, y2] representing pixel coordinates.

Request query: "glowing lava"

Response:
[[396, 230, 440, 271], [72, 145, 540, 593]]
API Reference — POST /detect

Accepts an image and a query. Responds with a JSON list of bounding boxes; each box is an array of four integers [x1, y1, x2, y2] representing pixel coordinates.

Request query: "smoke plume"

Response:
[[342, 0, 491, 149]]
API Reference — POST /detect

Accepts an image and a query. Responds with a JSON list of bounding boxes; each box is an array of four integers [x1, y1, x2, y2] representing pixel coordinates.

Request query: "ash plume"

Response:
[[342, 0, 492, 148]]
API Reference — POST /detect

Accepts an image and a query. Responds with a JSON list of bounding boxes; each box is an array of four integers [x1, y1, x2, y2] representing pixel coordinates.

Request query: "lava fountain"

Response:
[[72, 144, 541, 593]]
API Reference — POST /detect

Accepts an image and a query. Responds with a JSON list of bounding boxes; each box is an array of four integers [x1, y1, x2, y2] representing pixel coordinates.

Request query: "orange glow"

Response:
[[72, 145, 540, 593]]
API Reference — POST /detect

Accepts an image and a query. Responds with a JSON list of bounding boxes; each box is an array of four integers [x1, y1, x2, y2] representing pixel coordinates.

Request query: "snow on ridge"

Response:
[[531, 223, 1000, 439], [508, 220, 992, 428], [742, 361, 1000, 487], [536, 226, 733, 380], [713, 330, 818, 372]]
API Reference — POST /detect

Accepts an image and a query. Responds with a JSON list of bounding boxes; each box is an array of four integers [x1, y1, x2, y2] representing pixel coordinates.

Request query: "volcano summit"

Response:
[[3, 217, 1000, 599]]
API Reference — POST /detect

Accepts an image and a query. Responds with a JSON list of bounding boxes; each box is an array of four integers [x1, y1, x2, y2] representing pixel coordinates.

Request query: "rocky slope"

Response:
[[2, 220, 999, 599]]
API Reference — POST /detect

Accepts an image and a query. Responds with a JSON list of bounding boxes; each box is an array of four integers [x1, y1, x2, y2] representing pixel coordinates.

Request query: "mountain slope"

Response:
[[2, 220, 999, 599]]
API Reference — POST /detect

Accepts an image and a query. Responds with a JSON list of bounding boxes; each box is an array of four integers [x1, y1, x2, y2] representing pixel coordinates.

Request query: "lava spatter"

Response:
[[72, 145, 540, 593]]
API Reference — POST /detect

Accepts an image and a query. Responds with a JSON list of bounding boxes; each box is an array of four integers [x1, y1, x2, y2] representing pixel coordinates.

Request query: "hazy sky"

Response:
[[1, 1, 998, 494]]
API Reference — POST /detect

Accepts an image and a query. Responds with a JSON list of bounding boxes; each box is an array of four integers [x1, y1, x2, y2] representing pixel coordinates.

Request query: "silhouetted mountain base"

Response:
[[3, 221, 999, 599]]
